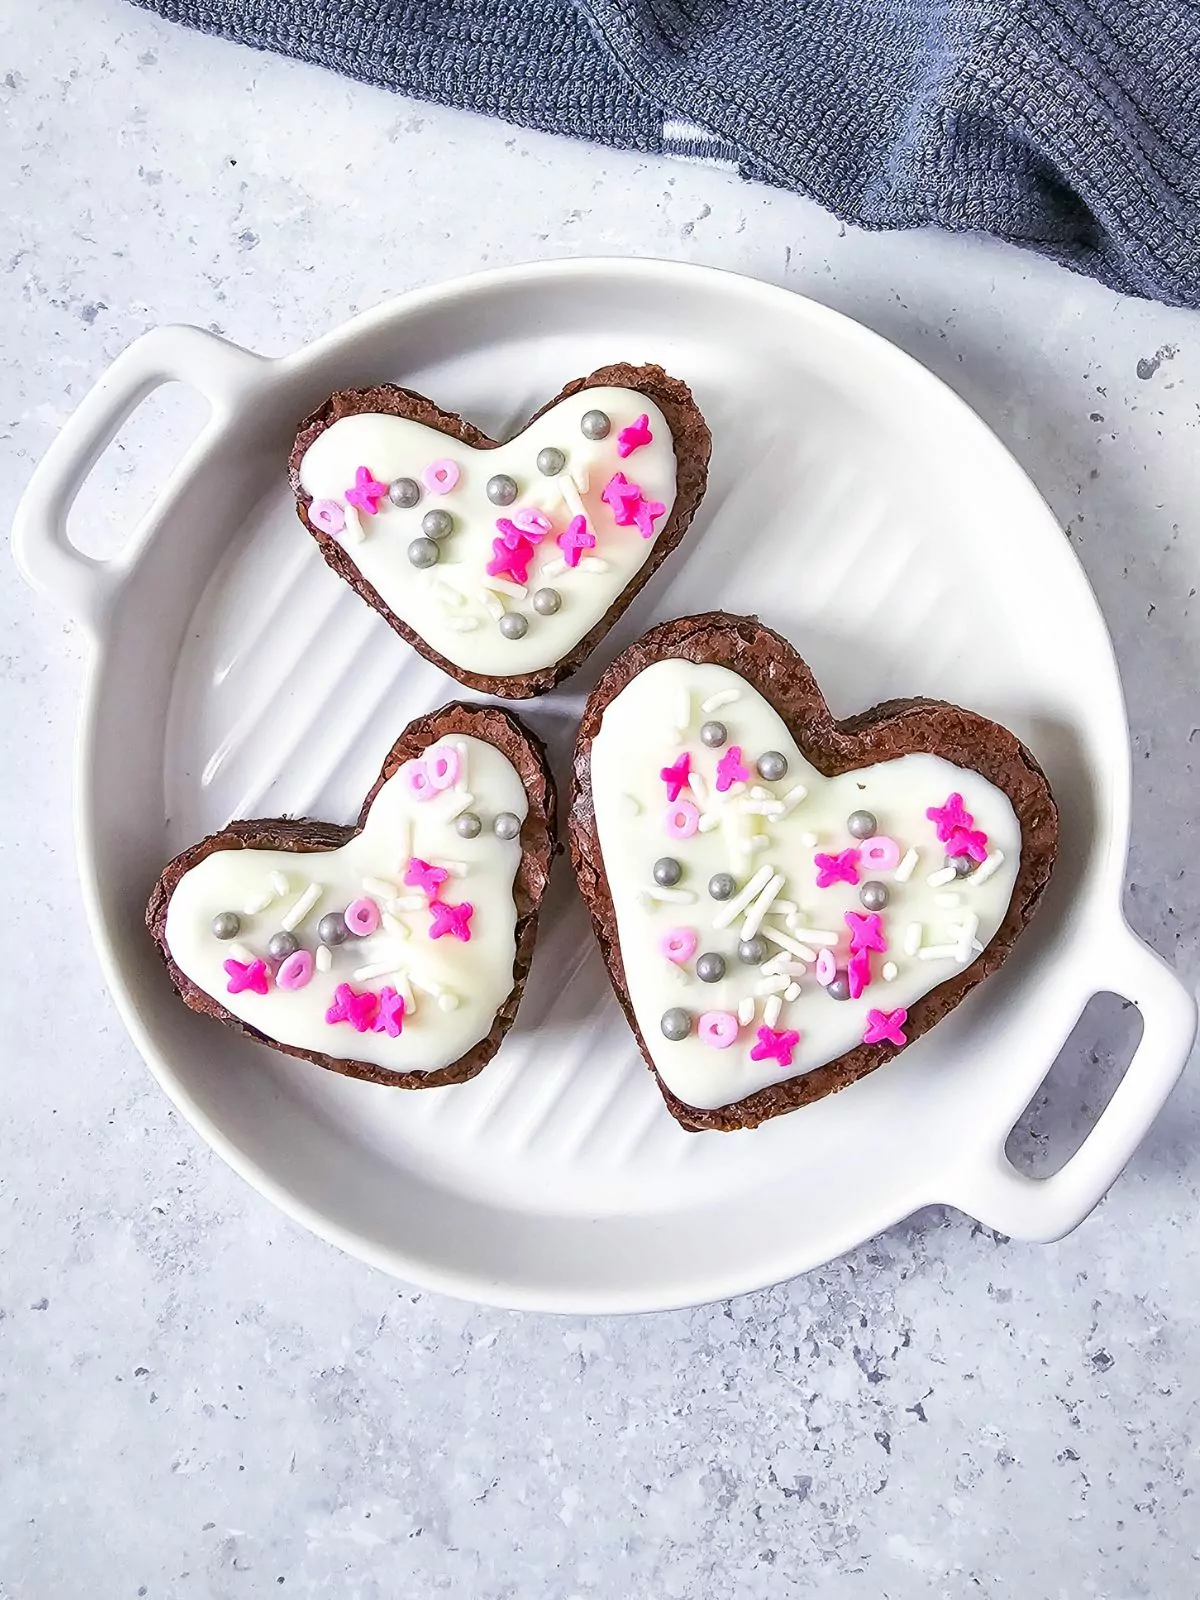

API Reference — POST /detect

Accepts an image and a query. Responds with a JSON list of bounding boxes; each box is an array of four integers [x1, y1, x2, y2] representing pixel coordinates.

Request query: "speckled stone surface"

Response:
[[2, 3, 1198, 1594]]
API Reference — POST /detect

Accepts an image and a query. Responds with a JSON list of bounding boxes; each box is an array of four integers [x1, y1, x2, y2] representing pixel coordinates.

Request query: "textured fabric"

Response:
[[131, 0, 1200, 306]]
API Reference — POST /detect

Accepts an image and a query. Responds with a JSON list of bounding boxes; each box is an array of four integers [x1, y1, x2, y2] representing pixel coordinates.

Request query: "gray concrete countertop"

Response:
[[1, 3, 1197, 1595]]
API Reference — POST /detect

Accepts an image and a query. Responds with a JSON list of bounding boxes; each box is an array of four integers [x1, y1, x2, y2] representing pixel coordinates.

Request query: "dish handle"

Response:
[[11, 325, 266, 636], [946, 916, 1196, 1241]]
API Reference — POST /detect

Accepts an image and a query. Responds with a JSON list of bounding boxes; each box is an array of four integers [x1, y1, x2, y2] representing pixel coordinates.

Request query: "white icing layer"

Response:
[[298, 387, 678, 677], [589, 662, 1023, 1111], [164, 736, 528, 1075]]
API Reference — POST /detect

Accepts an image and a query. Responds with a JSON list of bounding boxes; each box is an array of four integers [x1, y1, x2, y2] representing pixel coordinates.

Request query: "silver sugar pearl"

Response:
[[580, 409, 611, 440], [388, 476, 421, 508], [847, 809, 877, 839], [653, 856, 682, 887], [536, 446, 565, 476], [660, 1007, 691, 1041], [859, 880, 890, 911], [498, 612, 529, 640], [493, 811, 521, 841], [318, 912, 348, 946], [407, 536, 440, 569], [700, 720, 727, 748], [211, 911, 240, 940], [486, 473, 518, 506], [708, 872, 736, 901], [421, 508, 454, 540], [826, 975, 851, 1001], [455, 812, 482, 839], [532, 586, 562, 615], [695, 951, 726, 984], [268, 930, 298, 962], [756, 750, 788, 782], [738, 936, 768, 965], [949, 853, 975, 877]]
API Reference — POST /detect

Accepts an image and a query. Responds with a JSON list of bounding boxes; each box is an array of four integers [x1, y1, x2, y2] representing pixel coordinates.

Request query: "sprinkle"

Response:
[[571, 464, 590, 493], [926, 866, 959, 888], [437, 993, 460, 1012], [758, 922, 819, 962], [893, 848, 919, 883], [955, 911, 981, 961], [970, 849, 1006, 886], [689, 772, 709, 807], [747, 835, 772, 854], [431, 858, 468, 875], [701, 689, 740, 713], [755, 975, 791, 996], [815, 948, 836, 985], [918, 944, 960, 961], [674, 688, 692, 734], [353, 958, 408, 983], [935, 892, 962, 907], [559, 474, 587, 520], [243, 890, 273, 915], [481, 575, 528, 599], [741, 872, 786, 939], [750, 1024, 800, 1067], [342, 504, 365, 544], [446, 790, 477, 819], [268, 871, 290, 897], [800, 832, 819, 847], [227, 941, 256, 966], [410, 973, 444, 998], [783, 982, 802, 1003], [396, 817, 411, 864], [434, 580, 467, 608], [903, 922, 923, 956], [479, 589, 506, 621], [863, 1006, 908, 1047], [444, 616, 481, 632], [881, 960, 899, 981], [763, 994, 783, 1028], [785, 926, 840, 947], [621, 793, 642, 817], [972, 939, 985, 953], [363, 876, 399, 899], [280, 882, 322, 932], [387, 896, 426, 913], [749, 786, 770, 801], [540, 557, 569, 579], [778, 785, 808, 815], [381, 913, 410, 940], [644, 886, 698, 904], [712, 863, 775, 928], [773, 900, 797, 916], [315, 945, 332, 973], [697, 813, 722, 833], [742, 800, 785, 817], [579, 556, 610, 573], [737, 996, 756, 1026]]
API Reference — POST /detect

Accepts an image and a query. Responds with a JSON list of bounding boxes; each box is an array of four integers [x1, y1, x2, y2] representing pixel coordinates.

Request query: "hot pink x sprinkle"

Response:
[[344, 465, 389, 516], [847, 946, 872, 999], [224, 956, 269, 996], [863, 1007, 908, 1047], [616, 413, 653, 458], [632, 495, 665, 539], [749, 1025, 801, 1068], [429, 900, 474, 942], [557, 514, 595, 567], [660, 752, 691, 802], [325, 982, 380, 1033], [373, 986, 406, 1037], [926, 792, 973, 843], [600, 472, 642, 524], [814, 847, 860, 888], [845, 910, 887, 953], [715, 745, 749, 792], [487, 534, 537, 585], [496, 513, 549, 549], [946, 824, 989, 863], [405, 857, 449, 898]]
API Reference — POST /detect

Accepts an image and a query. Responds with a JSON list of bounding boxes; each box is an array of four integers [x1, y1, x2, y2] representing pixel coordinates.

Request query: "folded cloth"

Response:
[[131, 0, 1200, 307]]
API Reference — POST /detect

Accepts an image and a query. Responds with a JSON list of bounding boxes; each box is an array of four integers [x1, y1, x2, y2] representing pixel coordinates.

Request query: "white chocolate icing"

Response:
[[298, 387, 678, 677], [164, 736, 528, 1076], [589, 662, 1024, 1111]]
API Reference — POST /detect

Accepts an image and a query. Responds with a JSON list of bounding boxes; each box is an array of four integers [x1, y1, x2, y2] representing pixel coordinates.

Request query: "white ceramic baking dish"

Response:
[[13, 259, 1196, 1311]]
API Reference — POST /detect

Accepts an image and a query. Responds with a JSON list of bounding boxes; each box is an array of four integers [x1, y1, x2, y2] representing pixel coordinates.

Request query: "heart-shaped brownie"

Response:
[[570, 614, 1058, 1131], [147, 704, 555, 1087], [290, 364, 711, 699]]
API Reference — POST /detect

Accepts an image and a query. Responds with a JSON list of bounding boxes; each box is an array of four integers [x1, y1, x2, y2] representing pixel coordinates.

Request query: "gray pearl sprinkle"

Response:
[[653, 856, 682, 887], [536, 446, 565, 476], [388, 476, 421, 508], [660, 1007, 691, 1041], [826, 975, 851, 1001], [211, 911, 240, 940], [407, 536, 440, 569], [317, 912, 348, 947], [580, 409, 611, 440], [532, 587, 562, 616], [486, 473, 518, 506], [847, 809, 877, 840], [708, 872, 736, 901], [738, 936, 768, 966], [756, 750, 788, 782], [493, 811, 521, 841], [421, 508, 454, 540], [700, 720, 727, 749], [859, 880, 890, 911], [455, 812, 482, 839], [268, 930, 299, 962], [949, 853, 975, 878], [696, 951, 726, 984], [498, 612, 529, 640]]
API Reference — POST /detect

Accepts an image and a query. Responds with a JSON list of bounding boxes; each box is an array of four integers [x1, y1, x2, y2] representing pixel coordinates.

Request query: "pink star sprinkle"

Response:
[[373, 986, 406, 1037], [863, 1007, 908, 1047], [814, 847, 861, 888], [632, 495, 665, 539], [557, 514, 595, 567], [616, 413, 653, 458], [429, 900, 474, 942], [946, 824, 989, 863], [845, 910, 887, 953], [847, 946, 872, 999], [487, 534, 537, 584], [404, 857, 449, 899], [325, 982, 380, 1033], [344, 465, 389, 516], [715, 745, 749, 792], [926, 792, 973, 843], [660, 752, 691, 802], [223, 957, 269, 996], [600, 471, 642, 524], [749, 1025, 801, 1067]]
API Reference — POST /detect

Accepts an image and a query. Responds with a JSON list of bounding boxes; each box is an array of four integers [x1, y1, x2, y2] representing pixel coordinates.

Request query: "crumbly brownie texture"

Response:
[[147, 703, 556, 1088], [570, 613, 1059, 1131], [289, 363, 711, 698]]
